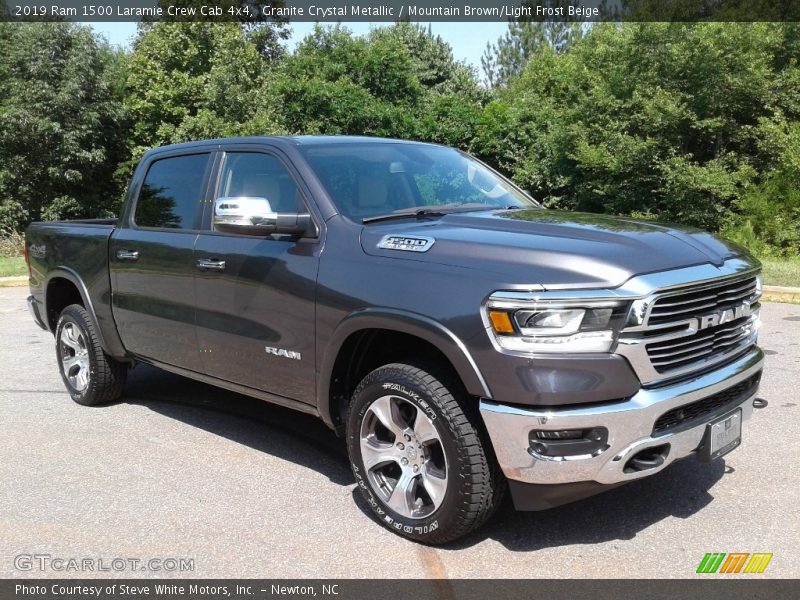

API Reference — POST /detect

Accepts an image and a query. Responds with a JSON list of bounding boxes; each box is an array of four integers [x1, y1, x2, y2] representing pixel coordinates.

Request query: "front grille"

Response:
[[648, 276, 758, 326], [615, 269, 761, 384], [646, 315, 756, 373], [653, 372, 761, 435], [641, 274, 760, 376]]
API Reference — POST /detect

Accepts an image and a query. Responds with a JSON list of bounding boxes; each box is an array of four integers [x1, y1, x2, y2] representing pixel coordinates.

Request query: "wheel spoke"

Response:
[[413, 409, 439, 445], [62, 355, 80, 371], [420, 465, 447, 508], [360, 441, 398, 471], [67, 324, 81, 347], [75, 365, 89, 390], [368, 396, 405, 438], [386, 469, 417, 515], [60, 324, 79, 350]]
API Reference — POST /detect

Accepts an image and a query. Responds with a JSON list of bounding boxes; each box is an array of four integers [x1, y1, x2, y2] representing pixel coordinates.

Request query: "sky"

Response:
[[87, 21, 509, 72]]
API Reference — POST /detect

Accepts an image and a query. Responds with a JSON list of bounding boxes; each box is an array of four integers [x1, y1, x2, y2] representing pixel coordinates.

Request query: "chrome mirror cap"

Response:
[[213, 196, 277, 234], [213, 196, 312, 237]]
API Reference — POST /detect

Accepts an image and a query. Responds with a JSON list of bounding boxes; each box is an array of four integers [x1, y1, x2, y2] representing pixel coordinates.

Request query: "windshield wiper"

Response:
[[362, 208, 448, 224], [362, 204, 529, 224]]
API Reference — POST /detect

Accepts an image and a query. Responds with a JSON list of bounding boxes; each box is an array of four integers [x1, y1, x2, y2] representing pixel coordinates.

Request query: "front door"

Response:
[[193, 151, 319, 403], [110, 152, 212, 371]]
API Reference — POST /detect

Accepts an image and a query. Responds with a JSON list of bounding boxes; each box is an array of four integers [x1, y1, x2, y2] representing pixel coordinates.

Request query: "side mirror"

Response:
[[213, 197, 311, 237]]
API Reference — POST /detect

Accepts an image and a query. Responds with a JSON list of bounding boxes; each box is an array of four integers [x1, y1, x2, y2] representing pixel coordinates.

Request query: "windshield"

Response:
[[300, 142, 537, 222]]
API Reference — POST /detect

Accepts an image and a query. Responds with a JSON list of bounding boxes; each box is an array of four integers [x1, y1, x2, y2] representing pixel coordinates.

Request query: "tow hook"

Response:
[[752, 398, 768, 409]]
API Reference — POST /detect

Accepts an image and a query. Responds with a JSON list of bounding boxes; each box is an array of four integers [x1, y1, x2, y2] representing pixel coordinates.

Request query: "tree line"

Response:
[[0, 20, 798, 257]]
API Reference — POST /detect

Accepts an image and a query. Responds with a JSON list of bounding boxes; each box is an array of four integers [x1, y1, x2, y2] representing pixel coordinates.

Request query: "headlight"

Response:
[[514, 307, 614, 335], [486, 298, 628, 353]]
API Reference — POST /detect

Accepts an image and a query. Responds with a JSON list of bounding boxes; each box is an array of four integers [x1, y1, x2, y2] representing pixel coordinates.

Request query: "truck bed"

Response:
[[26, 219, 117, 341]]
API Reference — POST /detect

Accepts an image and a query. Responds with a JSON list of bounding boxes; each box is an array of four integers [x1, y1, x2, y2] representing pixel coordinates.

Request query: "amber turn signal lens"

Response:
[[488, 310, 515, 334]]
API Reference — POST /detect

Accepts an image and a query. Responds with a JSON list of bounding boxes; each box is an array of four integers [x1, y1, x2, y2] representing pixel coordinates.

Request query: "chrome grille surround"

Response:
[[487, 257, 762, 386], [615, 271, 761, 385]]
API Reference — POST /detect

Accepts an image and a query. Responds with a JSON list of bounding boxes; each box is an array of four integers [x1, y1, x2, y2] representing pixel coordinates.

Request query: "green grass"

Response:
[[761, 257, 800, 288], [0, 256, 26, 278]]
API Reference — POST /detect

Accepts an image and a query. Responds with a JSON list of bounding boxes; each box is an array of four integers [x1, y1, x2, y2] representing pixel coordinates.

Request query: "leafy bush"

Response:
[[0, 23, 126, 231], [0, 229, 24, 257], [722, 170, 800, 257], [492, 23, 800, 236], [2, 19, 800, 263]]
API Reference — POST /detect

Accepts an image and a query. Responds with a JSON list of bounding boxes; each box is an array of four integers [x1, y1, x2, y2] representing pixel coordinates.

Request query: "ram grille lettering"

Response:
[[695, 302, 751, 331]]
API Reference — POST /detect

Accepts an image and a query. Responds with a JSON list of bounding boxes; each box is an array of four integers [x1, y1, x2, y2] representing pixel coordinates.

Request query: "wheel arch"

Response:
[[318, 309, 492, 431], [44, 268, 124, 359]]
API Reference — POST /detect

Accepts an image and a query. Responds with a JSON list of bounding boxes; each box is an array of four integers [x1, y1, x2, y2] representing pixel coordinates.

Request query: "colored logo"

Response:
[[697, 552, 773, 574]]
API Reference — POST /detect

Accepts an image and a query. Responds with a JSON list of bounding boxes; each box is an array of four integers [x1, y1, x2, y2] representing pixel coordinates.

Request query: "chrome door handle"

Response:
[[116, 250, 139, 261], [196, 258, 226, 271]]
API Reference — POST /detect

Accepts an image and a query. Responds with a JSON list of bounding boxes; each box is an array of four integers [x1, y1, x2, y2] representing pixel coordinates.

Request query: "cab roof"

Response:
[[147, 135, 436, 155]]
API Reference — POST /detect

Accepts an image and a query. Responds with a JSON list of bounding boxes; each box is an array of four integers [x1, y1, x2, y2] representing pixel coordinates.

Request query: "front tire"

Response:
[[55, 304, 127, 406], [346, 362, 504, 544]]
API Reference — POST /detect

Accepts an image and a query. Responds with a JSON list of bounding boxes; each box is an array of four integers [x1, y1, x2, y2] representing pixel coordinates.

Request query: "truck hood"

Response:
[[360, 209, 746, 289]]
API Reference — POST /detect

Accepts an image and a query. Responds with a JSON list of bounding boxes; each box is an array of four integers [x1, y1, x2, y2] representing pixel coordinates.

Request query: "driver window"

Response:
[[217, 153, 304, 213]]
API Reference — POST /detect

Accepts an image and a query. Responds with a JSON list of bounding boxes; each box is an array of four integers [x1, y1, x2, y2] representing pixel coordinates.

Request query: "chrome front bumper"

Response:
[[480, 347, 764, 486]]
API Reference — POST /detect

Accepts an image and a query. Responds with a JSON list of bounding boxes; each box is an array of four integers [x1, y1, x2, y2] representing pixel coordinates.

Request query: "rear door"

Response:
[[110, 151, 213, 370], [193, 149, 320, 403]]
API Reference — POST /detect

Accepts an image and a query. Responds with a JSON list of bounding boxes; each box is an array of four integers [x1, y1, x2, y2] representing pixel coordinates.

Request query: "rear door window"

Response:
[[135, 153, 210, 229]]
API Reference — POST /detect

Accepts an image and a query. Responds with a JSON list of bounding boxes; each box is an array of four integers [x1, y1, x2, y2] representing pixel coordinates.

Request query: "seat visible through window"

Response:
[[238, 173, 282, 210], [218, 153, 304, 214], [357, 176, 390, 213]]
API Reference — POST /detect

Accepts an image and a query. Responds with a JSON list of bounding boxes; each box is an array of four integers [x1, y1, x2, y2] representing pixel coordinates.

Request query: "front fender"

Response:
[[317, 308, 492, 429]]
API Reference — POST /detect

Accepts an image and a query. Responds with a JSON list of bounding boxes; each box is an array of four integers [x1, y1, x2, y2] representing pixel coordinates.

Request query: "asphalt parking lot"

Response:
[[1, 285, 798, 579]]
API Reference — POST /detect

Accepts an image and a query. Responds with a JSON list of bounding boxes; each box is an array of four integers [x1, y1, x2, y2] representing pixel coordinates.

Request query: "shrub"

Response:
[[722, 170, 800, 257]]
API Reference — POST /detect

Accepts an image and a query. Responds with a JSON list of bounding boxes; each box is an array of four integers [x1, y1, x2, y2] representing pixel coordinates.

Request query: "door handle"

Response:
[[116, 250, 139, 261], [196, 258, 226, 271]]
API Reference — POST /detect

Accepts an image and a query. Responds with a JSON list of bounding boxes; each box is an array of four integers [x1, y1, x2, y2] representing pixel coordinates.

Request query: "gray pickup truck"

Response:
[[25, 136, 765, 543]]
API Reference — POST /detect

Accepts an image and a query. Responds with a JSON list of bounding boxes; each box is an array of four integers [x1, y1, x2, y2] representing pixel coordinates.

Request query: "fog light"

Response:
[[528, 427, 609, 458], [534, 429, 584, 440]]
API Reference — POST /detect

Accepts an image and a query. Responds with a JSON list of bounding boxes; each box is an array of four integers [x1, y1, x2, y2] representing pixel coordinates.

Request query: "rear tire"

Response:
[[346, 361, 505, 544], [55, 304, 127, 406]]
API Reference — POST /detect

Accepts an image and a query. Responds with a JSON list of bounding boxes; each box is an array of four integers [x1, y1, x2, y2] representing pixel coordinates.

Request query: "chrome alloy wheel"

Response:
[[359, 395, 448, 519], [59, 322, 90, 392]]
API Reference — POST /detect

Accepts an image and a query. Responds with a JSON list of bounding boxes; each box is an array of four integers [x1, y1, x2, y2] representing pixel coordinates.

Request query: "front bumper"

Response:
[[480, 347, 763, 489]]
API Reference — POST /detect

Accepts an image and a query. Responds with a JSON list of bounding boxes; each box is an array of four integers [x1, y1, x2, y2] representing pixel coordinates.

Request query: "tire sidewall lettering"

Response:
[[348, 376, 452, 540], [380, 382, 438, 423]]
